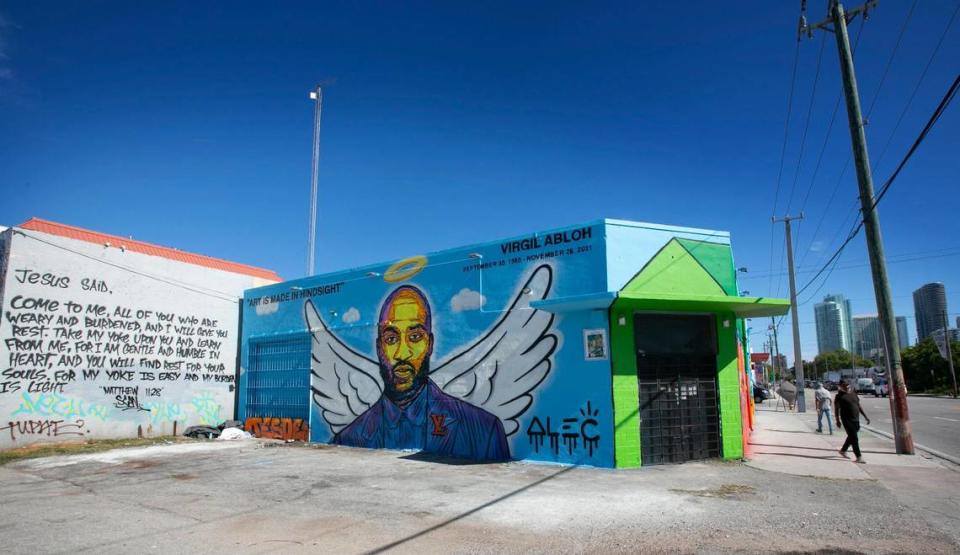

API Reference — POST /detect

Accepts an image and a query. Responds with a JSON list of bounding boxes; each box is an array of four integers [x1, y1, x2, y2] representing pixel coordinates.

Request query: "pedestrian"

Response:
[[814, 382, 833, 434], [835, 381, 871, 463]]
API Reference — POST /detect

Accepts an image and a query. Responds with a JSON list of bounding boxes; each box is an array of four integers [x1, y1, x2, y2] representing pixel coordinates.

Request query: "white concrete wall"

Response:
[[0, 227, 276, 448]]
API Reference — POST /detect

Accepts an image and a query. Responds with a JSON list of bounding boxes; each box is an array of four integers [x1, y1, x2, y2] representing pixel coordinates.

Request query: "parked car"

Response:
[[823, 380, 838, 391], [753, 384, 772, 404], [874, 379, 889, 397], [856, 377, 875, 394]]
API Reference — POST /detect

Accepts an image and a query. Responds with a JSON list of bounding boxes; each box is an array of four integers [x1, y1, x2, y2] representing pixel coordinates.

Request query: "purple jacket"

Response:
[[334, 379, 510, 461]]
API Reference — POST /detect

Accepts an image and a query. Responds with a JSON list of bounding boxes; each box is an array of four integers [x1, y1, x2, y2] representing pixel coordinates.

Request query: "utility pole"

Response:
[[944, 310, 958, 398], [765, 339, 772, 385], [770, 317, 782, 384], [801, 0, 913, 453], [774, 214, 806, 412], [307, 82, 328, 276]]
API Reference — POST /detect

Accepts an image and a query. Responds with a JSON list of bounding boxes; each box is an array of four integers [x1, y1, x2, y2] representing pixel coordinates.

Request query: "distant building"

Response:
[[896, 316, 910, 350], [853, 314, 910, 360], [932, 328, 960, 348], [852, 315, 882, 360], [815, 294, 853, 354], [913, 283, 947, 341]]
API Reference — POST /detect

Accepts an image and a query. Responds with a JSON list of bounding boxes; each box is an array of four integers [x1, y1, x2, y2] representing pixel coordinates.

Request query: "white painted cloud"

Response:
[[810, 241, 824, 253], [255, 301, 279, 316], [342, 307, 360, 323], [450, 288, 486, 312]]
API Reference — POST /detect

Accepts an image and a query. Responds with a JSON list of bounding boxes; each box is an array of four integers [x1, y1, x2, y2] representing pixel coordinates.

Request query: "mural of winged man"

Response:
[[304, 264, 558, 461]]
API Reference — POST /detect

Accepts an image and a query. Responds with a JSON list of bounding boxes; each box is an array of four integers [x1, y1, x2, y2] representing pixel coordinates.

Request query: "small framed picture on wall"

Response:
[[583, 328, 608, 361]]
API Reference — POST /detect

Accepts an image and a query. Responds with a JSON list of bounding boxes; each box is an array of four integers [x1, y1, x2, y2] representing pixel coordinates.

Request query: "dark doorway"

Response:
[[634, 313, 720, 465]]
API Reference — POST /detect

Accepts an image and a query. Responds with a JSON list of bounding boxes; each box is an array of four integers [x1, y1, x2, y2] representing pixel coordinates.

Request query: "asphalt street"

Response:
[[859, 394, 960, 460], [1, 438, 958, 554]]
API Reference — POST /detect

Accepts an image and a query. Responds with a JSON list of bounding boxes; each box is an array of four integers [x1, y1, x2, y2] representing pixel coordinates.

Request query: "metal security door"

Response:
[[634, 314, 720, 465], [246, 334, 311, 421]]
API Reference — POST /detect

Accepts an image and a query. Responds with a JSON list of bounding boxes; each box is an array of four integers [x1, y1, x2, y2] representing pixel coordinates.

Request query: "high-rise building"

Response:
[[896, 316, 910, 350], [853, 315, 882, 360], [913, 283, 948, 342], [853, 314, 910, 360], [814, 294, 853, 354]]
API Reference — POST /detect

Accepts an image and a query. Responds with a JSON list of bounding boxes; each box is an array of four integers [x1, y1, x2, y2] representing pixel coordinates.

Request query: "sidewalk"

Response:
[[747, 399, 960, 549], [746, 401, 941, 480]]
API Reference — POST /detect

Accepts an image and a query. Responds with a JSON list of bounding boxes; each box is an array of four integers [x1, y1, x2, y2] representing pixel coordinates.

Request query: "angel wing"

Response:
[[304, 299, 382, 434], [430, 264, 558, 436]]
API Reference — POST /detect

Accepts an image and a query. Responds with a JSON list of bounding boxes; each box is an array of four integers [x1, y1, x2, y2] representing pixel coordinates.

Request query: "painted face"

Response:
[[377, 288, 433, 395]]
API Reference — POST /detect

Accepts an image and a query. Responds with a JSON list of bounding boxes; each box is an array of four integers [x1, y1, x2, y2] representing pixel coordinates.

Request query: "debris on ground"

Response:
[[217, 428, 253, 441]]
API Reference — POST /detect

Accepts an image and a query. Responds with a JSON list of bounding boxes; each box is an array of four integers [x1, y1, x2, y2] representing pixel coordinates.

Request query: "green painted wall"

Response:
[[716, 312, 743, 459], [620, 240, 726, 298], [609, 238, 744, 466], [609, 303, 641, 468], [676, 239, 738, 296]]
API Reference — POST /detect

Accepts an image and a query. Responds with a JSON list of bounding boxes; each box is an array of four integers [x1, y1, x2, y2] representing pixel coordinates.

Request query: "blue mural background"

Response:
[[240, 221, 616, 466]]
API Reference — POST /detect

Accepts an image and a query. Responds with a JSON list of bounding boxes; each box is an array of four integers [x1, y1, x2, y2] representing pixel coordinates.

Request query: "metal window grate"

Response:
[[635, 313, 722, 466], [246, 334, 311, 420], [638, 374, 720, 465]]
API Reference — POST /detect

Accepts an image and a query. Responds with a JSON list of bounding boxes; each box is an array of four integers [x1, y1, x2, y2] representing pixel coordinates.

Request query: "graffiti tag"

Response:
[[11, 392, 110, 422], [244, 417, 309, 441], [526, 401, 600, 457], [1, 419, 86, 441]]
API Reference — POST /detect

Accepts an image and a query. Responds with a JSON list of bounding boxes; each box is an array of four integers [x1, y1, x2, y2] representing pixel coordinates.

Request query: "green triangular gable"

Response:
[[676, 238, 738, 296], [621, 238, 726, 297]]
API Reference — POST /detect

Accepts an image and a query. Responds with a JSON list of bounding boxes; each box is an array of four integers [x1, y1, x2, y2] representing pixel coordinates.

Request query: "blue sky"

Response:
[[1, 1, 958, 361]]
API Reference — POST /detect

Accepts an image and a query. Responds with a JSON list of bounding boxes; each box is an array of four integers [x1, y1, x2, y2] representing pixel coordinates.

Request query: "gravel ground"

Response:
[[0, 440, 956, 554]]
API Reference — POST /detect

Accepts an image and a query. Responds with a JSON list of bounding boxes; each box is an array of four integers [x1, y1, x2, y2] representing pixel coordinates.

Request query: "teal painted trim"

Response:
[[529, 292, 617, 313], [603, 219, 731, 242]]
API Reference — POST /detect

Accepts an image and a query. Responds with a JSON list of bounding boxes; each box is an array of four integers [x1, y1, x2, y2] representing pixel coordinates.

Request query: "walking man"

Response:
[[835, 381, 870, 463], [814, 382, 833, 434]]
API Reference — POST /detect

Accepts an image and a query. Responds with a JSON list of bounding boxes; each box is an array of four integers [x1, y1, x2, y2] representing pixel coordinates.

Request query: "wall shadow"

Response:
[[363, 463, 578, 554], [398, 451, 500, 466]]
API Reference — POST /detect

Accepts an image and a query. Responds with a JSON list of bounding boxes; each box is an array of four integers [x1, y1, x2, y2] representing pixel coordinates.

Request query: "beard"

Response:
[[380, 358, 430, 406]]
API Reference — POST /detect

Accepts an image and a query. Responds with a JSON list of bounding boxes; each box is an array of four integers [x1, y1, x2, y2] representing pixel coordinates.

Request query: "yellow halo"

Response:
[[383, 255, 428, 283]]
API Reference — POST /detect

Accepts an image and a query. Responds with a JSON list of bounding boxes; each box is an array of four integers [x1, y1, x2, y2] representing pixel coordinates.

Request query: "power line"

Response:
[[751, 312, 960, 333], [798, 2, 914, 260], [768, 34, 804, 300], [776, 32, 829, 302], [785, 32, 828, 217], [871, 1, 960, 175], [799, 244, 848, 305], [743, 246, 960, 280], [864, 0, 918, 118], [797, 1, 919, 270], [871, 73, 960, 210], [791, 72, 960, 304], [794, 18, 865, 270], [796, 95, 842, 219], [798, 1, 917, 263]]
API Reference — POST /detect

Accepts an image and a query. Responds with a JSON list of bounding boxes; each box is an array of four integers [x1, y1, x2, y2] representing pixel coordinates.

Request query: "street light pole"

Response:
[[307, 83, 325, 277]]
